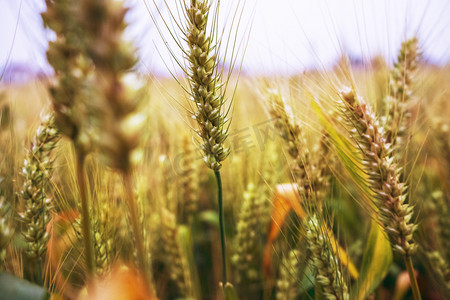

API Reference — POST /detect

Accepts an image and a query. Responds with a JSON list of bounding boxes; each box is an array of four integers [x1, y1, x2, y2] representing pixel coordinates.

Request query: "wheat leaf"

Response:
[[350, 220, 393, 300]]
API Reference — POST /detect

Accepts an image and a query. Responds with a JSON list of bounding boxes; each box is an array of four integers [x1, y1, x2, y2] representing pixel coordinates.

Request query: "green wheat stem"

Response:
[[215, 170, 227, 286], [404, 256, 421, 300], [35, 259, 43, 286], [123, 171, 154, 297], [75, 153, 96, 282]]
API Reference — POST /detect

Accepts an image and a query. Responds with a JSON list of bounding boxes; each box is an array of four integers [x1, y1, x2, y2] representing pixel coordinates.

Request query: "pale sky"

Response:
[[1, 0, 449, 81]]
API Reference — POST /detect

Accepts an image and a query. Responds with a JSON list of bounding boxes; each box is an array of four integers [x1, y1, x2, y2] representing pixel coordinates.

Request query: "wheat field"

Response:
[[1, 1, 450, 300]]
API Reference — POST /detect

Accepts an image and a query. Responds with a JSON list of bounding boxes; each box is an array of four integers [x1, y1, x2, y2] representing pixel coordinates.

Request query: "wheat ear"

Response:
[[161, 209, 193, 298], [232, 183, 263, 286], [42, 0, 96, 279], [276, 249, 301, 300], [339, 87, 420, 299], [180, 134, 199, 224], [267, 89, 347, 298], [425, 250, 450, 296], [19, 114, 59, 259], [340, 87, 416, 255], [306, 214, 349, 300], [384, 37, 419, 150], [267, 89, 332, 208], [78, 0, 153, 295], [18, 113, 59, 284], [0, 195, 12, 271]]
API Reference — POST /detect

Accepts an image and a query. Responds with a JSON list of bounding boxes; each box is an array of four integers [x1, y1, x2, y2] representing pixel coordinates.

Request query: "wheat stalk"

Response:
[[0, 96, 13, 271]]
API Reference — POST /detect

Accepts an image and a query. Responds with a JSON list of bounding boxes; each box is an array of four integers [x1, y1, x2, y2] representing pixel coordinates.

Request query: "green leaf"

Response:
[[350, 220, 393, 300], [199, 210, 219, 228], [178, 225, 201, 300], [298, 266, 315, 294], [0, 272, 49, 300], [223, 282, 239, 300]]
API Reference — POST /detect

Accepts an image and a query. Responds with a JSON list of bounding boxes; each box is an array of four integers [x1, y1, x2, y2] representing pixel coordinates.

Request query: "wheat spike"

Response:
[[276, 249, 301, 300], [267, 89, 331, 208], [19, 114, 60, 260], [232, 183, 263, 284], [161, 209, 192, 298], [0, 195, 12, 270], [385, 37, 419, 150], [180, 135, 199, 224], [42, 0, 92, 155], [185, 0, 230, 171], [339, 87, 416, 256], [306, 215, 349, 300], [426, 250, 450, 295]]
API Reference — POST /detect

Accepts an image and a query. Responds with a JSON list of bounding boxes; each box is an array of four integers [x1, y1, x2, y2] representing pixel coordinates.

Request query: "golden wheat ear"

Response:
[[306, 214, 350, 300], [19, 114, 59, 262], [337, 86, 421, 299], [42, 0, 98, 282], [160, 208, 193, 298], [77, 0, 155, 295], [184, 0, 231, 171], [0, 195, 13, 271], [264, 87, 350, 299], [232, 183, 264, 287], [384, 37, 420, 152], [338, 87, 416, 257], [276, 249, 301, 300], [179, 134, 199, 225]]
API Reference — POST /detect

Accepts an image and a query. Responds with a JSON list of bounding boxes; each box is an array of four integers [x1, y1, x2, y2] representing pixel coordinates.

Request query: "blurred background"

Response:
[[1, 0, 450, 84]]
